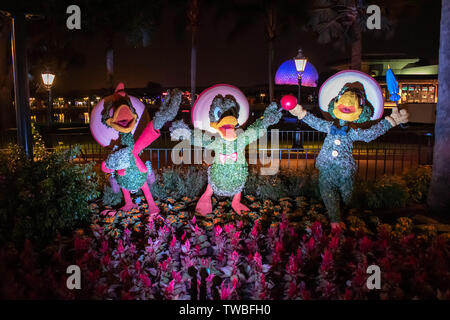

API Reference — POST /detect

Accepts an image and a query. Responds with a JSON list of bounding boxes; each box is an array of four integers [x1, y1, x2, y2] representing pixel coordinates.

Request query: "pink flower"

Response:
[[306, 236, 315, 252], [287, 253, 298, 275], [232, 276, 238, 289], [295, 248, 303, 266], [329, 234, 340, 250], [191, 216, 196, 225], [135, 260, 141, 272], [102, 254, 111, 266], [231, 250, 239, 264], [224, 223, 235, 234], [165, 279, 175, 296], [117, 240, 125, 254], [120, 267, 129, 281], [359, 236, 373, 254], [181, 230, 187, 241], [288, 281, 297, 298], [251, 221, 259, 238], [220, 282, 233, 300], [311, 221, 322, 239], [182, 239, 191, 253], [100, 240, 109, 253], [74, 236, 88, 251], [320, 249, 333, 272], [140, 273, 151, 288], [275, 241, 284, 254], [215, 225, 223, 237], [170, 235, 176, 248], [124, 228, 131, 237], [260, 273, 266, 286], [172, 271, 182, 283]]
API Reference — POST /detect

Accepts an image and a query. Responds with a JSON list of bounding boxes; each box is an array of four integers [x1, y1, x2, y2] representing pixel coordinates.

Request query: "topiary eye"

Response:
[[213, 107, 222, 120]]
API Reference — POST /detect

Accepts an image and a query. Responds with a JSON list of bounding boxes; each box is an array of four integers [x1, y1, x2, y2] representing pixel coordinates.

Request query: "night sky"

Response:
[[52, 1, 441, 92]]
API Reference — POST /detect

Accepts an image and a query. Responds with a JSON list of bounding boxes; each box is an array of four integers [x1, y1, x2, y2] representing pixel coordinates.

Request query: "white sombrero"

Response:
[[90, 95, 145, 147], [318, 70, 384, 120], [192, 84, 249, 133]]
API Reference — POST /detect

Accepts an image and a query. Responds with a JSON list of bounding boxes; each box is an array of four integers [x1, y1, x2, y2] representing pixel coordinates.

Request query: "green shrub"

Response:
[[244, 168, 321, 201], [352, 175, 410, 209], [102, 185, 123, 207], [150, 166, 208, 200], [402, 165, 432, 203], [0, 144, 100, 248]]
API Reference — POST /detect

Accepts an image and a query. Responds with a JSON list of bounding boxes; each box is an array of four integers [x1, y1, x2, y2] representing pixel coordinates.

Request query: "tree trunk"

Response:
[[188, 0, 200, 108], [265, 5, 276, 102], [106, 37, 114, 90], [0, 20, 14, 133], [351, 22, 362, 70], [427, 0, 450, 216], [190, 26, 197, 108], [268, 38, 274, 102]]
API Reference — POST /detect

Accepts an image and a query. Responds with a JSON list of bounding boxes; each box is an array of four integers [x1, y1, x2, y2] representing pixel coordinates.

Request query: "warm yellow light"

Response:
[[294, 49, 307, 73], [41, 73, 55, 87]]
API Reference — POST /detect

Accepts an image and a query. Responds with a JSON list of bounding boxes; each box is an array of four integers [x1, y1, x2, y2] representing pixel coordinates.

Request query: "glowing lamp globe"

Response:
[[280, 94, 297, 110]]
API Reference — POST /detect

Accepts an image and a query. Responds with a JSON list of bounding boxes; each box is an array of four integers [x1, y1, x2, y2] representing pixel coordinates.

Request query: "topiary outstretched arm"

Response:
[[153, 89, 182, 130], [238, 102, 282, 146]]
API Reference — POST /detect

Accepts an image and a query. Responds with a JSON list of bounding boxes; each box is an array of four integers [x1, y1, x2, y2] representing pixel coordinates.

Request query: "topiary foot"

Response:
[[231, 193, 250, 214], [119, 202, 139, 212], [195, 184, 213, 216]]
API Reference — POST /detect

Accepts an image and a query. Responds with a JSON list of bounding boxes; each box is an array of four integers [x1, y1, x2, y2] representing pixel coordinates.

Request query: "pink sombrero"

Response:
[[90, 95, 146, 147], [192, 84, 249, 133], [319, 70, 384, 120]]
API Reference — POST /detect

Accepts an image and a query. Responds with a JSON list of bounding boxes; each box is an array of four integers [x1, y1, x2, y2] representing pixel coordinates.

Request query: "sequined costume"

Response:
[[302, 112, 393, 222], [171, 98, 281, 215], [198, 118, 271, 197]]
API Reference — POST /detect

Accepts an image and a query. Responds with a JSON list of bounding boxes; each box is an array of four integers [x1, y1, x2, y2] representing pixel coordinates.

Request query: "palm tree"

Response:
[[0, 16, 14, 133], [187, 0, 200, 108], [82, 0, 163, 89], [307, 0, 391, 70], [428, 0, 450, 216], [219, 0, 301, 102]]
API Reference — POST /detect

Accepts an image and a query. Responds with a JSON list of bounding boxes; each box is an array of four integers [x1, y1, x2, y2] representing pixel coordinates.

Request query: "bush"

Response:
[[150, 166, 208, 200], [0, 144, 100, 248], [402, 165, 432, 203], [244, 168, 321, 201], [102, 185, 123, 207], [352, 175, 410, 209]]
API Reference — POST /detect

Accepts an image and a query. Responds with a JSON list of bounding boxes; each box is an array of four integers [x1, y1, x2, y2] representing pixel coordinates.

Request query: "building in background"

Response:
[[330, 54, 438, 124]]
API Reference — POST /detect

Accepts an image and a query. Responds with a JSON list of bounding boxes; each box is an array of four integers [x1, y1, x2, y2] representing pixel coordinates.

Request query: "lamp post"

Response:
[[42, 71, 55, 125], [294, 49, 308, 104], [293, 49, 307, 149]]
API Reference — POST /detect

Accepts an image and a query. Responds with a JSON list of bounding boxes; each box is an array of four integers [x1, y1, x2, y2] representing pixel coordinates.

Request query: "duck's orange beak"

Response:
[[211, 115, 238, 141], [105, 104, 137, 133]]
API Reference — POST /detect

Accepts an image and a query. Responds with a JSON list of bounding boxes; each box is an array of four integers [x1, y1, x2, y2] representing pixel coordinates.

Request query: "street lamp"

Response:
[[42, 71, 55, 125], [294, 49, 308, 103]]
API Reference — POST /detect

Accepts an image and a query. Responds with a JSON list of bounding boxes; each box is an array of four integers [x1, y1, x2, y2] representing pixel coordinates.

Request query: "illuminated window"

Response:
[[83, 112, 90, 124], [398, 84, 436, 103], [31, 115, 36, 122], [56, 113, 65, 123]]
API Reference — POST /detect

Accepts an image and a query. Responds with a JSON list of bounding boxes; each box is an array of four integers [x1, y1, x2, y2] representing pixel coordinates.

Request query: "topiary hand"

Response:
[[262, 102, 282, 127], [153, 89, 182, 130], [289, 104, 307, 120], [170, 119, 192, 141], [385, 106, 409, 127]]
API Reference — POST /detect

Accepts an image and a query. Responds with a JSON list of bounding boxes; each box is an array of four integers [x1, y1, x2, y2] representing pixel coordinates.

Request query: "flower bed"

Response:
[[1, 194, 449, 300]]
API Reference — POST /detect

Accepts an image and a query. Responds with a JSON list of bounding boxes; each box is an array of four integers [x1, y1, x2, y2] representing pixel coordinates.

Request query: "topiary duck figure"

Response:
[[170, 84, 281, 215], [90, 83, 181, 216]]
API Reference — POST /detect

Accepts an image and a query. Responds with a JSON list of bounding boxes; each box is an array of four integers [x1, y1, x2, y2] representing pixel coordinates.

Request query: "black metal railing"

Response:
[[1, 129, 434, 180]]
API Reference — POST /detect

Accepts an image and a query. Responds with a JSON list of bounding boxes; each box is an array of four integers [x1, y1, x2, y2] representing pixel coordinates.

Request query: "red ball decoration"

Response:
[[280, 94, 297, 110]]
